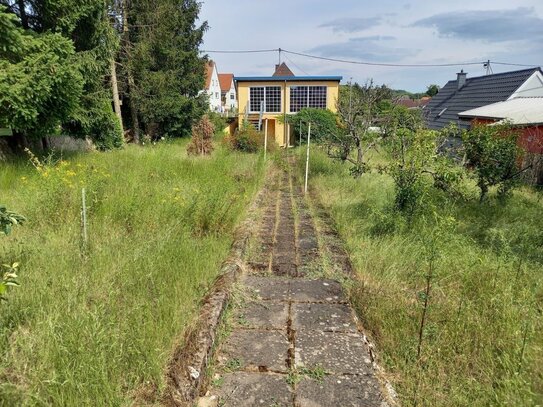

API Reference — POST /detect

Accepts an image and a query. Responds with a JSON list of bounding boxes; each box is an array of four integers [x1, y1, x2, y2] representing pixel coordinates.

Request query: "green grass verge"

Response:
[[295, 146, 543, 407], [0, 139, 265, 405]]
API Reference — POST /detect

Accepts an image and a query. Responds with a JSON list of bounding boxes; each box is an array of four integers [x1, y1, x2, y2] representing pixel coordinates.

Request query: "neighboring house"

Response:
[[235, 63, 342, 147], [218, 73, 237, 112], [458, 94, 543, 185], [425, 68, 543, 130], [203, 60, 222, 112], [396, 96, 431, 109]]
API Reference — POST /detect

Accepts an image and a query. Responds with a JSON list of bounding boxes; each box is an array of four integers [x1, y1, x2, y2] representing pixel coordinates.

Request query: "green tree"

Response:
[[462, 123, 522, 201], [333, 80, 392, 176], [120, 0, 208, 139], [0, 6, 83, 144], [426, 84, 439, 97], [0, 1, 124, 149]]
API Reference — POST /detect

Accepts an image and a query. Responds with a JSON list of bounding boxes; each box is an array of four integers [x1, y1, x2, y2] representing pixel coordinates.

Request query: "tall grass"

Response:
[[297, 147, 543, 406], [0, 140, 264, 405]]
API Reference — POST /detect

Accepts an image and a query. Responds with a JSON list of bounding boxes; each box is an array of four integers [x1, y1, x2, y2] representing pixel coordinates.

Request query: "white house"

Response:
[[204, 60, 222, 112], [218, 73, 237, 112]]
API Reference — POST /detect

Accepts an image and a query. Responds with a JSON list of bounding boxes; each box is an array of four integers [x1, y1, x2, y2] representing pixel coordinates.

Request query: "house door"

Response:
[[266, 119, 276, 146]]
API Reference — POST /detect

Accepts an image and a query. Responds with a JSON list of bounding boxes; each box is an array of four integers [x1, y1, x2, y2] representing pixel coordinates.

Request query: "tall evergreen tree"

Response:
[[121, 0, 208, 139], [0, 0, 123, 149]]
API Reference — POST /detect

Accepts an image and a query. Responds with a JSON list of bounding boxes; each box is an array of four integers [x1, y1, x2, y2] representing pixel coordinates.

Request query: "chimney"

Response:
[[457, 70, 467, 89]]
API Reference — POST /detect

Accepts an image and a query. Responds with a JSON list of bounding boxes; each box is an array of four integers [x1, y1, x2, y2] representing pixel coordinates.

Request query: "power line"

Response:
[[201, 48, 539, 69], [283, 53, 311, 75], [200, 48, 279, 54]]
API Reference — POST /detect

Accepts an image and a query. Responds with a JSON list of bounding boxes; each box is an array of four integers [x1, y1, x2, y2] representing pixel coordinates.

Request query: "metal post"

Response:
[[304, 122, 311, 194], [299, 121, 302, 146], [81, 188, 88, 246], [264, 119, 268, 161]]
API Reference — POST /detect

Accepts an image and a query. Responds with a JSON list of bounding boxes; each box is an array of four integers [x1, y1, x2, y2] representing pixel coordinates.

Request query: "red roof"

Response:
[[218, 73, 234, 92], [273, 62, 294, 77], [204, 60, 215, 90], [396, 97, 431, 109]]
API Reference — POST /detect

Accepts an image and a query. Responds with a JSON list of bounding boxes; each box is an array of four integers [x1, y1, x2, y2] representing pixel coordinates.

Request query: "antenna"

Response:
[[484, 60, 493, 75]]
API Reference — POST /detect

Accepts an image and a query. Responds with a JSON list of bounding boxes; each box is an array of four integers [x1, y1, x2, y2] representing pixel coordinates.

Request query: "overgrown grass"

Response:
[[296, 147, 543, 406], [0, 139, 265, 405]]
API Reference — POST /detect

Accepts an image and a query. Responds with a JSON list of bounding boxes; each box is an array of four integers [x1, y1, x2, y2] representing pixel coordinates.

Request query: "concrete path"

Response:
[[203, 167, 390, 407]]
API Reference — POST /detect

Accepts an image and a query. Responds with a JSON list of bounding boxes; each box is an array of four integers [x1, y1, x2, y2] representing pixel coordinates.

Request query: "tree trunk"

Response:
[[110, 59, 124, 133], [122, 0, 140, 143], [17, 0, 28, 29]]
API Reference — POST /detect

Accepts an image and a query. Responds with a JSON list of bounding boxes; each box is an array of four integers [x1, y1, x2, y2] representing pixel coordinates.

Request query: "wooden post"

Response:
[[304, 122, 311, 194], [264, 119, 268, 161], [81, 188, 88, 247]]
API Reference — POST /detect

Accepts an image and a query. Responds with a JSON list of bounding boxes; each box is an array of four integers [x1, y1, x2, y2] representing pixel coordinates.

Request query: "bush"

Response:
[[187, 115, 214, 156], [462, 123, 521, 201], [225, 120, 264, 153], [284, 108, 339, 145], [207, 111, 227, 135]]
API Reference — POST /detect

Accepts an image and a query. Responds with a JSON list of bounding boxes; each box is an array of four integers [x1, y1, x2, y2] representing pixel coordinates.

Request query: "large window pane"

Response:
[[290, 86, 327, 112], [249, 87, 264, 112], [266, 86, 281, 112], [290, 86, 307, 113], [308, 86, 327, 109]]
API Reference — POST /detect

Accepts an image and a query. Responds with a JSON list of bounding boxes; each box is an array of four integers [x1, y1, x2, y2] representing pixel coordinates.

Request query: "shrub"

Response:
[[462, 123, 521, 201], [207, 111, 227, 134], [187, 115, 214, 156], [225, 120, 264, 153], [283, 108, 339, 144]]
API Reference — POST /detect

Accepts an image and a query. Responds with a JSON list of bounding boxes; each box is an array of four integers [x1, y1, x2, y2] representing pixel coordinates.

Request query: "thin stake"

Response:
[[81, 188, 88, 246], [304, 122, 311, 194], [299, 121, 302, 146], [264, 118, 268, 160]]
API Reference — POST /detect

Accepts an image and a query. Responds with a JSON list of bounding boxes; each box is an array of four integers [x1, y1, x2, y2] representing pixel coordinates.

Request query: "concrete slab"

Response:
[[290, 279, 346, 303], [243, 276, 289, 301], [215, 372, 293, 407], [295, 331, 373, 375], [292, 303, 357, 332], [272, 263, 297, 277], [297, 374, 388, 407], [234, 301, 288, 330], [221, 329, 289, 372]]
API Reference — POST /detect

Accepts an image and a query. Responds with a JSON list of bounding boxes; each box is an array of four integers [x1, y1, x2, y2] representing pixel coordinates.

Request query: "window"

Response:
[[249, 86, 281, 113], [289, 86, 327, 112], [249, 87, 264, 112], [230, 93, 235, 99]]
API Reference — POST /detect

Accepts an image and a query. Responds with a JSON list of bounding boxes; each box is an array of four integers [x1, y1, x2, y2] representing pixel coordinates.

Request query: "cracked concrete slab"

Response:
[[292, 303, 357, 332], [215, 372, 293, 407], [296, 374, 388, 407], [234, 301, 288, 330], [220, 329, 289, 372], [243, 276, 289, 301], [295, 331, 373, 375], [290, 279, 346, 303]]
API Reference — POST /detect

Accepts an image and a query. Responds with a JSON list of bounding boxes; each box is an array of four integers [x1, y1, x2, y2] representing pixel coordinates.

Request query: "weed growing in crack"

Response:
[[224, 358, 242, 372]]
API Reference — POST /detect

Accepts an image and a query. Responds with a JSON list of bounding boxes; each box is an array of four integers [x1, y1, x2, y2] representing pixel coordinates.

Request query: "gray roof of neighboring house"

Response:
[[425, 68, 542, 130]]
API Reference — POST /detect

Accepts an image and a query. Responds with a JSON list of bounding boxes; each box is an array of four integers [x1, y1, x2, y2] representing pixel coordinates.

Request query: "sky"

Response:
[[198, 0, 543, 92]]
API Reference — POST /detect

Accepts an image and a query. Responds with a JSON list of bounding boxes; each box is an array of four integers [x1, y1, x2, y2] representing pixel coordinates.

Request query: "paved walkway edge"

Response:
[[163, 166, 271, 407], [307, 186, 400, 406]]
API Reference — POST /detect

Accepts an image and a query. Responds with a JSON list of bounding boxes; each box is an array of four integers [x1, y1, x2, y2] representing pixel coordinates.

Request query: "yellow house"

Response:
[[235, 63, 342, 146]]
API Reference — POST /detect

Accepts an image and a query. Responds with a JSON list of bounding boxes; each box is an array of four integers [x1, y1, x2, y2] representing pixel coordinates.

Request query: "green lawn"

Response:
[[296, 147, 543, 407], [0, 140, 264, 405]]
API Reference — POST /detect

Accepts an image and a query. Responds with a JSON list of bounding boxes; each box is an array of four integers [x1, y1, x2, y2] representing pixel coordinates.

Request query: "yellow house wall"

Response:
[[236, 80, 340, 146]]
